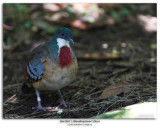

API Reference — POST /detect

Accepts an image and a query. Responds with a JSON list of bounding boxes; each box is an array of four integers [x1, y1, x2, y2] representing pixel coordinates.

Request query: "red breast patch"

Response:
[[59, 46, 72, 67]]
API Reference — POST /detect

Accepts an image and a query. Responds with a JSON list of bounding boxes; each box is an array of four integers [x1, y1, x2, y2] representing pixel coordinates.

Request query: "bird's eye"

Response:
[[61, 33, 65, 37]]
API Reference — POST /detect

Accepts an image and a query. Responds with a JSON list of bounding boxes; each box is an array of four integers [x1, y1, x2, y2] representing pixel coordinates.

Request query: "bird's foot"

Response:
[[37, 105, 46, 111], [32, 105, 46, 113], [57, 89, 72, 108], [57, 100, 72, 108]]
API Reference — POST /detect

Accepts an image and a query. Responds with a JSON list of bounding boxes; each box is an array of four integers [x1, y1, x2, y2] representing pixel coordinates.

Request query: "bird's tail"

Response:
[[22, 81, 34, 94]]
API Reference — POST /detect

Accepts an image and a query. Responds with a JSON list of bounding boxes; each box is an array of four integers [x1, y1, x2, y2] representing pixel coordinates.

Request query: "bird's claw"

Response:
[[57, 101, 72, 108], [32, 106, 46, 113]]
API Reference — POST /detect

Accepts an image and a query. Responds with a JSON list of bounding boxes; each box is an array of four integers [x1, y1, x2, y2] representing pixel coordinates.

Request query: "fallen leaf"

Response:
[[71, 20, 87, 30], [50, 13, 62, 21], [77, 52, 121, 60], [56, 3, 68, 8], [137, 14, 157, 33], [3, 24, 13, 30], [43, 4, 60, 12], [3, 43, 12, 50], [4, 94, 18, 103], [99, 81, 131, 99]]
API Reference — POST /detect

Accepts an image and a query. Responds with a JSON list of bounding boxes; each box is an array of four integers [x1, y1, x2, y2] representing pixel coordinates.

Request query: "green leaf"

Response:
[[67, 4, 73, 10], [150, 43, 157, 50], [89, 5, 97, 11], [18, 25, 23, 31], [67, 4, 75, 16], [92, 109, 132, 119], [120, 8, 131, 16], [130, 4, 138, 11], [7, 37, 11, 45], [148, 99, 157, 102], [24, 21, 32, 28], [87, 17, 95, 23], [6, 3, 13, 8], [32, 26, 38, 32], [16, 4, 27, 11], [111, 11, 120, 20], [99, 8, 105, 14], [48, 28, 56, 34], [40, 24, 47, 29], [12, 13, 17, 18]]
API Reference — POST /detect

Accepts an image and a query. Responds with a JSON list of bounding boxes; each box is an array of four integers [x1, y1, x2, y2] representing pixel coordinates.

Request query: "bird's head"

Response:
[[53, 27, 75, 49]]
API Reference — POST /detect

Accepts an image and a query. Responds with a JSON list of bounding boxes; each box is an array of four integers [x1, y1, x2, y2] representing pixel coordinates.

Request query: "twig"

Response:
[[4, 83, 22, 90], [126, 87, 136, 98], [3, 24, 13, 30]]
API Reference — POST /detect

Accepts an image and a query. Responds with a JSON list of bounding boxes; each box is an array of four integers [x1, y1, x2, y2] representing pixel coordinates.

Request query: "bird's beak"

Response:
[[68, 38, 75, 45]]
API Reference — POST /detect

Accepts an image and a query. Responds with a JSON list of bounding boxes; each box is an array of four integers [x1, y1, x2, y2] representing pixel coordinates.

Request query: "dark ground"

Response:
[[3, 4, 157, 118]]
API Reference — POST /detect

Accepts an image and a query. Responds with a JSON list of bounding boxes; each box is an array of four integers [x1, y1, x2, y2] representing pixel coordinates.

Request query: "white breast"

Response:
[[57, 38, 70, 54], [57, 38, 70, 48]]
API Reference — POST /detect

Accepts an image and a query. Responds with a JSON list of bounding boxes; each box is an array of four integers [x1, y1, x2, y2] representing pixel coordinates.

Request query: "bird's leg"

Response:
[[57, 89, 72, 108], [57, 89, 67, 107], [34, 90, 46, 111]]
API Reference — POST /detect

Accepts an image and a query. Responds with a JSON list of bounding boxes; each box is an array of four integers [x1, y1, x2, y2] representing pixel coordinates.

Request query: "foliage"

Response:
[[150, 43, 157, 50]]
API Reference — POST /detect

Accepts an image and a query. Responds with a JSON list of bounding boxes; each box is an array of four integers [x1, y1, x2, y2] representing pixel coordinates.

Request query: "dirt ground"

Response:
[[3, 4, 157, 118]]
